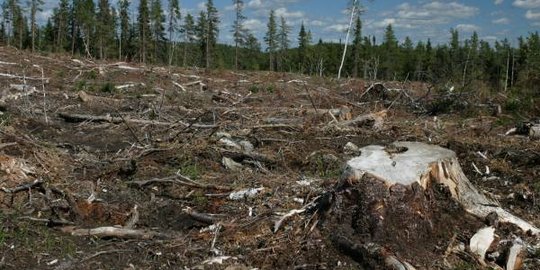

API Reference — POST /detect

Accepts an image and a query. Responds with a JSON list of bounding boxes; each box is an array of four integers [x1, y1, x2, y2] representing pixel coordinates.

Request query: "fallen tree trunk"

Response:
[[61, 226, 164, 239], [337, 110, 387, 130], [58, 112, 217, 129], [319, 141, 538, 269], [0, 72, 49, 83]]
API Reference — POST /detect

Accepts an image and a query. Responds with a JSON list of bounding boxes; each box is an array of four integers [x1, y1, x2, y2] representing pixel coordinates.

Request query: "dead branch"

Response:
[[274, 209, 306, 233], [220, 149, 277, 165], [58, 112, 217, 129], [61, 226, 165, 239], [1, 178, 44, 193], [123, 205, 140, 229], [128, 174, 232, 191], [18, 216, 75, 226], [78, 91, 122, 105], [183, 207, 223, 224], [0, 142, 18, 150], [0, 72, 50, 82]]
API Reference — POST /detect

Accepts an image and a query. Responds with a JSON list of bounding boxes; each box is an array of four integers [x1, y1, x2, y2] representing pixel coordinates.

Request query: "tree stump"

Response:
[[320, 142, 538, 269]]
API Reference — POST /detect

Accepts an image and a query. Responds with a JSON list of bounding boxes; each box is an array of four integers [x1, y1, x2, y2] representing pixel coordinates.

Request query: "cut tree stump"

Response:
[[340, 141, 538, 235], [319, 141, 539, 269]]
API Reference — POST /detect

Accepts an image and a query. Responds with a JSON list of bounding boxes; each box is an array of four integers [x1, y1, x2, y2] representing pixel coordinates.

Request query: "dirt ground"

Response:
[[0, 46, 539, 269]]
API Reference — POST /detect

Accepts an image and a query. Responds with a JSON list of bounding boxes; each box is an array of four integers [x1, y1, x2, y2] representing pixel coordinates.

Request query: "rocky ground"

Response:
[[0, 46, 539, 269]]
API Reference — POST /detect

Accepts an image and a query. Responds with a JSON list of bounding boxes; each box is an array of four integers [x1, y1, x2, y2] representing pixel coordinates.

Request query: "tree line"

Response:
[[0, 0, 539, 91]]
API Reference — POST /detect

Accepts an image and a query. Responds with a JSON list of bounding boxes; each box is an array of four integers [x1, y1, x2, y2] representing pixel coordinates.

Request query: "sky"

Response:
[[35, 0, 540, 46]]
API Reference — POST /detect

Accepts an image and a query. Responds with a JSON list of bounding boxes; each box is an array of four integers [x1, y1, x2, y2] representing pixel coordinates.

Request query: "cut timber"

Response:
[[338, 110, 387, 130], [341, 142, 539, 235], [530, 124, 540, 139], [78, 91, 122, 106], [61, 226, 164, 239]]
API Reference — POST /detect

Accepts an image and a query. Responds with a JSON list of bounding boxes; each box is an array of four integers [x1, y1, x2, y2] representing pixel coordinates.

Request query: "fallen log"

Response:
[[61, 226, 164, 239], [0, 72, 49, 83], [338, 110, 387, 130], [220, 149, 277, 165], [530, 124, 540, 139], [128, 174, 232, 191], [78, 91, 122, 105], [58, 112, 217, 129]]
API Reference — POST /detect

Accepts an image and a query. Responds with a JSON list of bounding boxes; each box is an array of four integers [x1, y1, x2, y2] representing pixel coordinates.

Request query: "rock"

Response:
[[222, 157, 243, 171], [343, 142, 361, 155], [238, 140, 254, 152], [228, 187, 264, 201]]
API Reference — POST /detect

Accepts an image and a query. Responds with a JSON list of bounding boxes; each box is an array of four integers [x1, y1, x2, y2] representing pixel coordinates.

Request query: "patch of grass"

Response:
[[0, 112, 12, 126], [192, 191, 208, 207], [308, 154, 342, 179], [452, 262, 478, 270], [85, 70, 98, 80], [249, 85, 260, 93], [265, 84, 275, 93], [100, 82, 116, 93], [179, 163, 201, 180], [74, 80, 87, 91]]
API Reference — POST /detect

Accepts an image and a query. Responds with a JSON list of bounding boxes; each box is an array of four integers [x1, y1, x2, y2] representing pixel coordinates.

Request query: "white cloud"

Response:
[[247, 0, 263, 9], [493, 17, 510, 24], [456, 24, 480, 33], [513, 0, 540, 8], [324, 24, 349, 32], [274, 7, 304, 19], [244, 19, 265, 32], [525, 10, 540, 20], [494, 0, 504, 4], [363, 1, 480, 31], [310, 20, 326, 27]]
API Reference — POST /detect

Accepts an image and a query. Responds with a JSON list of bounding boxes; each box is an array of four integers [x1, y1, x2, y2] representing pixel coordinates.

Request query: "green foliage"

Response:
[[74, 80, 87, 91], [179, 162, 201, 180], [1, 0, 538, 95], [100, 82, 116, 93], [0, 112, 12, 126]]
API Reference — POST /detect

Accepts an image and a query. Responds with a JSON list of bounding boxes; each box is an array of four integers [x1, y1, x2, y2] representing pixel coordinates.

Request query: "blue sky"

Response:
[[35, 0, 540, 46]]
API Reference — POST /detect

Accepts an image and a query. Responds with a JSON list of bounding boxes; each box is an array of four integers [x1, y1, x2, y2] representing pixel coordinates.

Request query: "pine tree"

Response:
[[298, 22, 308, 71], [196, 10, 208, 67], [381, 24, 398, 79], [167, 0, 181, 65], [29, 0, 44, 52], [6, 0, 26, 49], [244, 32, 261, 70], [204, 0, 219, 68], [231, 0, 246, 70], [181, 12, 195, 67], [118, 0, 130, 60], [137, 0, 151, 63], [96, 0, 115, 59], [150, 0, 165, 63], [52, 0, 69, 52], [351, 15, 362, 77], [0, 21, 4, 44], [277, 16, 290, 71], [73, 0, 96, 57], [264, 10, 277, 71]]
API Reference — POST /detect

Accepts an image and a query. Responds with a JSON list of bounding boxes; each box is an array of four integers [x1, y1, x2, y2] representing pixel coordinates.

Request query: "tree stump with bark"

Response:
[[319, 141, 538, 269]]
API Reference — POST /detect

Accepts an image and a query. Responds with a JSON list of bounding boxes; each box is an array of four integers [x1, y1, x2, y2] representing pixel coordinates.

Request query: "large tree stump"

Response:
[[320, 142, 538, 269]]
